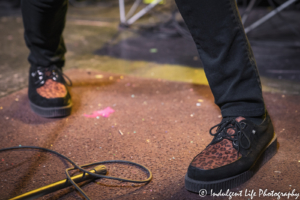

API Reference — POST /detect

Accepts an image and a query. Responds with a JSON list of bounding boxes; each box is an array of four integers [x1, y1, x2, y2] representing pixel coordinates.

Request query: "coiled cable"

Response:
[[0, 146, 153, 200]]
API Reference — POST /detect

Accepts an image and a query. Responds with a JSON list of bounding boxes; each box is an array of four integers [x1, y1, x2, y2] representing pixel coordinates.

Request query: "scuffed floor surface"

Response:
[[0, 69, 299, 200]]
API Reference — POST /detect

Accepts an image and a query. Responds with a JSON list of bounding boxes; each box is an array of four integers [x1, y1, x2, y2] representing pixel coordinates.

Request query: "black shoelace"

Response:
[[32, 65, 72, 87], [209, 118, 251, 158]]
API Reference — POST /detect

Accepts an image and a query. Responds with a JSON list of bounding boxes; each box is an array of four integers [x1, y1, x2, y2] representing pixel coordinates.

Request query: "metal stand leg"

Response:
[[126, 0, 142, 19], [242, 0, 258, 24], [119, 0, 126, 24], [244, 0, 298, 33], [118, 0, 162, 26]]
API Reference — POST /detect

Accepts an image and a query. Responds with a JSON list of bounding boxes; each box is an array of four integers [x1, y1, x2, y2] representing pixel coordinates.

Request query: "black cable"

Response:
[[0, 146, 153, 200]]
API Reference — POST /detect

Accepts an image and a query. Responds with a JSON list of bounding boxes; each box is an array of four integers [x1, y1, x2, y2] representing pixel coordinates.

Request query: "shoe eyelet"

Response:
[[240, 122, 247, 129], [40, 80, 44, 84], [53, 77, 56, 81], [39, 76, 43, 80], [233, 140, 238, 147], [31, 72, 36, 77], [252, 130, 256, 134]]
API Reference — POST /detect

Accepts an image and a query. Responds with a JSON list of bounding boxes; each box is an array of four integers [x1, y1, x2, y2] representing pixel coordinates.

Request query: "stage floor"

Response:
[[1, 1, 300, 199], [0, 69, 299, 200]]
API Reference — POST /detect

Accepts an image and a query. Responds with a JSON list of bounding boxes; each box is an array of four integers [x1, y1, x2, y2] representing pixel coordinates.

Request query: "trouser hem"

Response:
[[221, 107, 265, 118]]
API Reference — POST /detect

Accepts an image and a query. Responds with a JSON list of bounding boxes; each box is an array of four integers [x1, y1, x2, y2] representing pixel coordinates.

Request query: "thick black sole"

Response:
[[185, 133, 278, 194], [30, 101, 72, 118]]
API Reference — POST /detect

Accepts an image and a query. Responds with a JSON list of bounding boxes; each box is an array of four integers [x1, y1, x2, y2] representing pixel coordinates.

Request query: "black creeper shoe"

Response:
[[28, 65, 72, 117], [185, 114, 277, 194]]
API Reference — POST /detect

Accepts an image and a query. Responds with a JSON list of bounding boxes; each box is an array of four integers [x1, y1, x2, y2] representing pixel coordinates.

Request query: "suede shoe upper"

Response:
[[190, 117, 246, 170], [36, 79, 67, 98], [187, 114, 274, 182], [28, 65, 72, 108]]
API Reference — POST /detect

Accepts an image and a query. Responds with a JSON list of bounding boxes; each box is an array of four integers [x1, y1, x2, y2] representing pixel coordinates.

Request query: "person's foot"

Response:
[[185, 113, 277, 194], [28, 65, 72, 118]]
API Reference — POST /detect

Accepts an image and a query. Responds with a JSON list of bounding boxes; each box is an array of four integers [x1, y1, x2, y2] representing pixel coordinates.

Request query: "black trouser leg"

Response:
[[21, 0, 68, 69], [175, 0, 265, 117]]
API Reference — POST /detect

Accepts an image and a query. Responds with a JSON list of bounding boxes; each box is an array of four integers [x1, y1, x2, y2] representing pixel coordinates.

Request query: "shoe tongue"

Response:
[[45, 71, 51, 76], [226, 116, 246, 135]]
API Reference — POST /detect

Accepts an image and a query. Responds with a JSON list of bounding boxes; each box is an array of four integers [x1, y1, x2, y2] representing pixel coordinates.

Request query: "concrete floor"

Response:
[[0, 2, 300, 98], [0, 1, 300, 200]]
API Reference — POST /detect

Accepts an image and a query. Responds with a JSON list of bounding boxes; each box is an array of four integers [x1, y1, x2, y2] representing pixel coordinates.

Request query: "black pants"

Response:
[[21, 0, 266, 118]]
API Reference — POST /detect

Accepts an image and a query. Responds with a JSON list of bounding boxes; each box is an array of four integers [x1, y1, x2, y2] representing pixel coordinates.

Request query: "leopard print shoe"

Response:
[[28, 65, 72, 117], [185, 114, 277, 194]]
